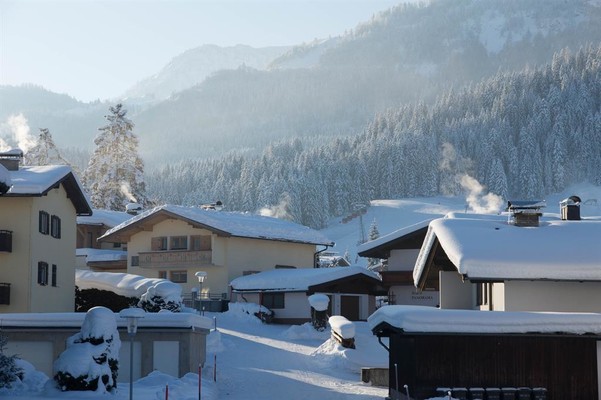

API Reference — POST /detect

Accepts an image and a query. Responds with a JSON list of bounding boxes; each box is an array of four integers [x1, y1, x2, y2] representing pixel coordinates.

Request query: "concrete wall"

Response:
[[0, 184, 77, 313], [4, 327, 208, 381]]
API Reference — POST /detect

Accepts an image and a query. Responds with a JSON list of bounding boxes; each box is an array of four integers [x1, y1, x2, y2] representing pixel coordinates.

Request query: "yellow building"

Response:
[[98, 204, 334, 301], [0, 150, 92, 312]]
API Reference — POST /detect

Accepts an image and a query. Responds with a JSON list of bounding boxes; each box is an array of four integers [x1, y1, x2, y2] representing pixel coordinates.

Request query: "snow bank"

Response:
[[329, 316, 355, 339], [282, 322, 330, 341]]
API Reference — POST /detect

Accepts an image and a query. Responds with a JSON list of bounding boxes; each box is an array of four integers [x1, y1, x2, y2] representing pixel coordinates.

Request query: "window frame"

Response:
[[262, 292, 285, 309], [169, 270, 188, 283], [51, 264, 57, 287], [151, 236, 168, 251], [50, 215, 61, 239], [39, 211, 49, 235], [170, 236, 188, 250], [131, 255, 140, 267], [37, 262, 49, 286]]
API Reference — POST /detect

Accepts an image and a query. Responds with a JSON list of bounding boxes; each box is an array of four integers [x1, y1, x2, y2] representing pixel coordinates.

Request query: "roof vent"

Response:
[[507, 200, 545, 227], [125, 203, 142, 215], [201, 200, 223, 211], [0, 149, 23, 171], [560, 195, 581, 221]]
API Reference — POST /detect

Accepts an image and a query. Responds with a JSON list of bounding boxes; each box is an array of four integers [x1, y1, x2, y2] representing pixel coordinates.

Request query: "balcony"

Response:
[[138, 250, 212, 268]]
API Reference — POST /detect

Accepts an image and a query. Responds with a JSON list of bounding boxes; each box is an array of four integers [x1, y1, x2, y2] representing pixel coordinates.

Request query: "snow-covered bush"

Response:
[[138, 280, 184, 312], [308, 293, 330, 331], [0, 330, 23, 389], [75, 286, 138, 313], [54, 306, 121, 392], [228, 302, 274, 323]]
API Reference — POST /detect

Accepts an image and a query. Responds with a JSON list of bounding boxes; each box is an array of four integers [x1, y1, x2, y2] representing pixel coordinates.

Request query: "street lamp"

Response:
[[195, 271, 207, 314], [119, 308, 145, 400]]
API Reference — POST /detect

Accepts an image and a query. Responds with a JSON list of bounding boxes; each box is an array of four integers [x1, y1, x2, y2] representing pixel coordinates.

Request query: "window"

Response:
[[151, 237, 168, 251], [170, 270, 187, 283], [39, 211, 49, 235], [51, 264, 57, 287], [191, 235, 211, 251], [113, 242, 122, 248], [37, 262, 48, 285], [131, 256, 139, 266], [50, 215, 61, 238], [158, 271, 167, 279], [262, 293, 285, 309], [477, 282, 492, 309], [170, 236, 188, 250]]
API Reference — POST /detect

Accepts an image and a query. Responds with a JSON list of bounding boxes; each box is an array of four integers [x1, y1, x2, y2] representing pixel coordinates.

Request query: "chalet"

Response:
[[369, 305, 600, 399], [76, 209, 133, 272], [230, 266, 387, 323], [98, 205, 334, 302], [0, 149, 92, 312], [413, 198, 601, 312], [357, 220, 438, 307]]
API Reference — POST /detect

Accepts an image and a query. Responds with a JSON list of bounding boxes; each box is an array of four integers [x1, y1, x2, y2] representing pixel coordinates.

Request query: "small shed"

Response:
[[230, 266, 387, 323], [369, 306, 601, 400]]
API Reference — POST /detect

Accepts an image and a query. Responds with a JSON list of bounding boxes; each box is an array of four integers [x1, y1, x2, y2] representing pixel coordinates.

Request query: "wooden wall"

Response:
[[388, 333, 598, 400]]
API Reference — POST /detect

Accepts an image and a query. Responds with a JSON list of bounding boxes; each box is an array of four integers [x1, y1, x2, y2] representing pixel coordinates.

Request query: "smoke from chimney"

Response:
[[6, 114, 36, 153], [460, 174, 504, 214], [120, 182, 137, 203], [259, 193, 293, 220]]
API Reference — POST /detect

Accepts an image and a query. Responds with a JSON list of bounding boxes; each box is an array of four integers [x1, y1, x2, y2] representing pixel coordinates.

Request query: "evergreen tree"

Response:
[[83, 104, 148, 211], [367, 219, 381, 269], [23, 128, 72, 169], [0, 330, 23, 389]]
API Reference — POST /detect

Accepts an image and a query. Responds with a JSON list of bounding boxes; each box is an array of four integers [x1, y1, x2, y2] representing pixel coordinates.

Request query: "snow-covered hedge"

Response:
[[54, 307, 121, 392], [138, 280, 184, 312]]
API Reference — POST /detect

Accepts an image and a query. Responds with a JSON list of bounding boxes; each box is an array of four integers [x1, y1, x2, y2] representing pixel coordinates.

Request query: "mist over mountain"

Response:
[[122, 44, 290, 103], [2, 0, 601, 170]]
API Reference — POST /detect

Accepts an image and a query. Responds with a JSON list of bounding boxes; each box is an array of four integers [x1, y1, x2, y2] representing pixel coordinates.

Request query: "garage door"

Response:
[[340, 295, 360, 321]]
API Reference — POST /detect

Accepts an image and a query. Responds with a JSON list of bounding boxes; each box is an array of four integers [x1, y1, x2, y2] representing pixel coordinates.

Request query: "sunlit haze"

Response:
[[0, 0, 410, 102]]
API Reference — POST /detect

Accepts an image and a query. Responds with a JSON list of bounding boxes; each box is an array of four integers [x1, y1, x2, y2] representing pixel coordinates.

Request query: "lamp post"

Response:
[[119, 308, 145, 400], [195, 271, 207, 314]]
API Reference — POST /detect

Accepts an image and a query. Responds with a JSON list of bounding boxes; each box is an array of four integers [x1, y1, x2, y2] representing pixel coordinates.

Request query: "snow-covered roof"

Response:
[[369, 305, 601, 336], [357, 219, 431, 256], [99, 204, 334, 246], [76, 248, 128, 263], [230, 266, 381, 292], [77, 209, 133, 228], [2, 164, 92, 215], [414, 212, 601, 285], [76, 269, 167, 298], [0, 310, 213, 331]]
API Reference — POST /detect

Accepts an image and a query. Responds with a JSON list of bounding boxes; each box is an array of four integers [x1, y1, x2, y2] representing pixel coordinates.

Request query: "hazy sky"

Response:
[[0, 0, 407, 102]]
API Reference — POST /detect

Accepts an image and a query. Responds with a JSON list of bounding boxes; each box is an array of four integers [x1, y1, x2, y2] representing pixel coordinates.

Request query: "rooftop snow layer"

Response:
[[100, 204, 334, 246], [77, 209, 133, 227], [7, 165, 74, 194], [230, 266, 380, 291], [369, 305, 601, 335]]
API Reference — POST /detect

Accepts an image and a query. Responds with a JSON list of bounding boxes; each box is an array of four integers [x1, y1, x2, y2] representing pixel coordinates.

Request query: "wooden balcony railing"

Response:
[[138, 250, 212, 268]]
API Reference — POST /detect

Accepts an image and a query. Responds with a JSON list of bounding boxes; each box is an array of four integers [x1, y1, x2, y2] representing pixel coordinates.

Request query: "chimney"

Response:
[[125, 203, 142, 215], [507, 200, 545, 227], [560, 195, 581, 221], [0, 149, 23, 171]]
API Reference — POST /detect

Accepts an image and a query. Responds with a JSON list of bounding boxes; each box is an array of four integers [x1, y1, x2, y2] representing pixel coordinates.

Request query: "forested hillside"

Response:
[[147, 45, 601, 228], [135, 0, 601, 162]]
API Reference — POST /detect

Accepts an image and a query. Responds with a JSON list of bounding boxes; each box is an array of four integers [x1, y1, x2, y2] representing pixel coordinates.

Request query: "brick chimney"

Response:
[[0, 149, 23, 171]]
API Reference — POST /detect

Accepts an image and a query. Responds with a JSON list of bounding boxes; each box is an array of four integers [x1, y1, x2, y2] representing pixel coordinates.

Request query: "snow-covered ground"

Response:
[[2, 306, 388, 400], [4, 185, 601, 399]]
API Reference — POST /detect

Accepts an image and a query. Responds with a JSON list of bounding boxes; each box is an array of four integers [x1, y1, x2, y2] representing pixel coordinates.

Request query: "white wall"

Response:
[[388, 249, 420, 271], [439, 271, 472, 309], [503, 281, 601, 312]]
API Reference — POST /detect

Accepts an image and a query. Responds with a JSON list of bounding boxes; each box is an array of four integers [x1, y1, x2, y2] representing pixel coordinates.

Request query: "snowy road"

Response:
[[213, 313, 388, 400]]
